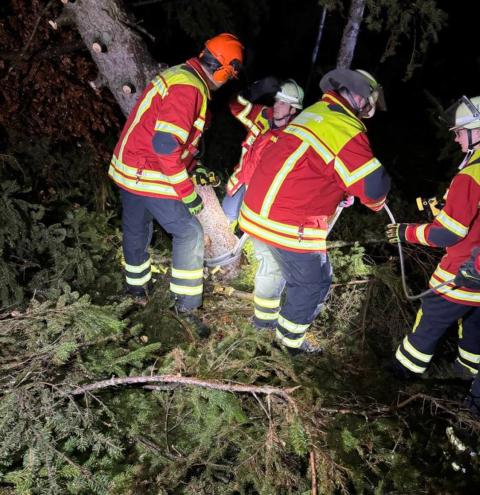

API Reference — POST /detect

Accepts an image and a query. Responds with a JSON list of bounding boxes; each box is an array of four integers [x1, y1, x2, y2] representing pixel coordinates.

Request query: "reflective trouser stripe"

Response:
[[457, 347, 480, 374], [395, 335, 432, 374], [126, 272, 152, 286], [254, 295, 280, 322], [275, 315, 310, 349], [170, 283, 203, 296], [455, 357, 478, 375], [125, 257, 152, 287], [170, 266, 203, 297]]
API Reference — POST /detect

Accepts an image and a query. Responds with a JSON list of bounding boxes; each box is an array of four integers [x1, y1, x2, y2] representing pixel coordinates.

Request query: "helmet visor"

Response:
[[442, 96, 480, 130]]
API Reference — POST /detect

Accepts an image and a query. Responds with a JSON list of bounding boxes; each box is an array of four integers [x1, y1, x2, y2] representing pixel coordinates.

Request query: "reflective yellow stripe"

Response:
[[118, 84, 159, 161], [110, 156, 169, 182], [171, 268, 204, 280], [255, 309, 279, 320], [276, 329, 305, 348], [169, 283, 203, 296], [278, 315, 309, 334], [241, 204, 326, 238], [167, 169, 189, 185], [254, 295, 281, 309], [430, 266, 480, 303], [458, 347, 480, 364], [403, 336, 432, 363], [334, 157, 382, 187], [152, 75, 168, 97], [124, 258, 151, 274], [436, 211, 468, 238], [415, 224, 429, 245], [284, 125, 333, 162], [155, 120, 189, 143], [261, 142, 309, 217], [456, 357, 478, 375], [395, 348, 426, 373], [240, 216, 326, 251], [412, 309, 423, 333], [109, 164, 177, 196], [193, 117, 205, 132], [236, 95, 254, 128], [126, 272, 152, 286]]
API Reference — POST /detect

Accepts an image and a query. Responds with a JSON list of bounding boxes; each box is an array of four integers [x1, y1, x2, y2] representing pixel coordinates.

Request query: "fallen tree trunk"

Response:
[[63, 0, 240, 277]]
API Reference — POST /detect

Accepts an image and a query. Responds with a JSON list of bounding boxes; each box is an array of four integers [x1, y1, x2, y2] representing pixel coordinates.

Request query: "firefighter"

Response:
[[458, 249, 480, 415], [238, 68, 391, 354], [108, 34, 244, 325], [222, 78, 304, 223], [386, 96, 480, 381]]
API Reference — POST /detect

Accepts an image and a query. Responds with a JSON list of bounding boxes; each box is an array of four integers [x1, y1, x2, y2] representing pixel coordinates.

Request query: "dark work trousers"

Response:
[[120, 188, 204, 310], [251, 239, 332, 348], [395, 291, 480, 375]]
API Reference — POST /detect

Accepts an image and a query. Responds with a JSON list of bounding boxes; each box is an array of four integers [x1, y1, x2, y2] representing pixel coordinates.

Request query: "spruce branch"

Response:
[[69, 374, 298, 402]]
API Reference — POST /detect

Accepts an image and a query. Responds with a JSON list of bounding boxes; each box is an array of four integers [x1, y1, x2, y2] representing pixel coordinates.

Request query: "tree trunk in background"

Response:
[[63, 0, 240, 277], [337, 0, 365, 69]]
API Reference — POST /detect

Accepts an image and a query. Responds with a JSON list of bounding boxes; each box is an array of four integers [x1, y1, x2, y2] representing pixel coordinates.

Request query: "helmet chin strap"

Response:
[[273, 109, 293, 127], [458, 130, 480, 169], [467, 129, 480, 150]]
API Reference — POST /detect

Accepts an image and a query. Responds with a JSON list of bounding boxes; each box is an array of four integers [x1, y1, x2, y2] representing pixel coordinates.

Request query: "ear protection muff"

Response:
[[211, 59, 241, 84], [199, 48, 241, 84]]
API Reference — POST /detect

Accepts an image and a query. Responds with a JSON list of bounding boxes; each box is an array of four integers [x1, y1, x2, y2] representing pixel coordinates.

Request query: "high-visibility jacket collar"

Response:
[[321, 91, 365, 129], [185, 57, 212, 100]]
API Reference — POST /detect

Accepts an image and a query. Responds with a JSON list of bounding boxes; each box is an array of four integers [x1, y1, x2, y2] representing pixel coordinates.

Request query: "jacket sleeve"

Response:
[[229, 95, 264, 132], [334, 132, 391, 211], [404, 174, 480, 247], [151, 84, 203, 199]]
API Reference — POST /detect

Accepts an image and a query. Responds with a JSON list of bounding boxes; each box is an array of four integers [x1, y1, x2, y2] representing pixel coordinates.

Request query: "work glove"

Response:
[[182, 191, 204, 215], [385, 223, 408, 244], [339, 195, 355, 208], [454, 248, 480, 290], [242, 76, 281, 102], [192, 166, 221, 187]]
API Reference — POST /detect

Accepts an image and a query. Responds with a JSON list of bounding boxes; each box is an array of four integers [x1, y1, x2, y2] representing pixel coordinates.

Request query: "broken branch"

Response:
[[70, 374, 297, 401]]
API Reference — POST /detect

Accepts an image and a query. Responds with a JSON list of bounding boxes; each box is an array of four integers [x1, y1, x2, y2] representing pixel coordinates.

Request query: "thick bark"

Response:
[[337, 0, 365, 69], [64, 0, 240, 276]]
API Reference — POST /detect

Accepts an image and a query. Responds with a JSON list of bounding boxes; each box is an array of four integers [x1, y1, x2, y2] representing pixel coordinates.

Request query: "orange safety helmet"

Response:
[[200, 33, 244, 84]]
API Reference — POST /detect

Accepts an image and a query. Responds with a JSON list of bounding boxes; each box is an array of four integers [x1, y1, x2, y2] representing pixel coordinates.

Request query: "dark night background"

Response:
[[1, 0, 479, 207], [128, 0, 479, 207]]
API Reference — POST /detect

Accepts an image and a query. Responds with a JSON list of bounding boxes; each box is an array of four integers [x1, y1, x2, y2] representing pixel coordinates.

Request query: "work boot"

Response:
[[283, 335, 323, 357], [250, 317, 276, 332], [176, 309, 210, 339], [126, 283, 153, 307]]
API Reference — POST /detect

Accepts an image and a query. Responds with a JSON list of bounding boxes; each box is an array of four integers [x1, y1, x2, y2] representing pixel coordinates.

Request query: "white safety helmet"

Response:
[[275, 79, 304, 109], [445, 96, 480, 131]]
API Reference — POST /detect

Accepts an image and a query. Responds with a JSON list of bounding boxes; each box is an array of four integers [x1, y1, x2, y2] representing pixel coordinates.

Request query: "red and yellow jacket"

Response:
[[226, 96, 275, 195], [108, 58, 210, 201], [238, 92, 390, 254], [403, 149, 480, 305]]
